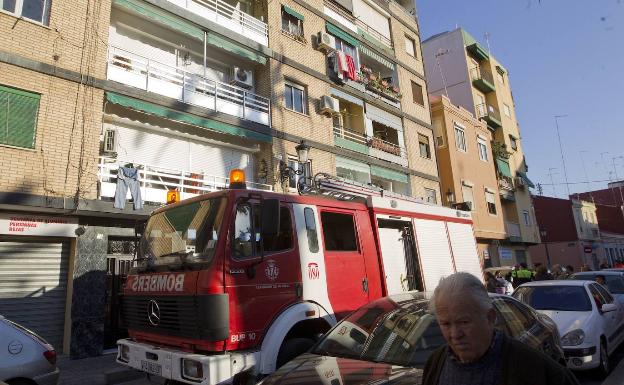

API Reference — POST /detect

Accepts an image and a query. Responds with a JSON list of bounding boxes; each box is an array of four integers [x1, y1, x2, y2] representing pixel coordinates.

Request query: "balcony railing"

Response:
[[98, 156, 272, 205], [333, 125, 368, 146], [166, 0, 268, 46], [333, 126, 407, 165], [107, 47, 270, 127], [470, 67, 495, 93], [354, 18, 393, 48], [475, 103, 502, 129]]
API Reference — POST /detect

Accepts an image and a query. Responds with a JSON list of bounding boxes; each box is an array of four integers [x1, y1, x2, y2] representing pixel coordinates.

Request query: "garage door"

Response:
[[0, 240, 70, 350]]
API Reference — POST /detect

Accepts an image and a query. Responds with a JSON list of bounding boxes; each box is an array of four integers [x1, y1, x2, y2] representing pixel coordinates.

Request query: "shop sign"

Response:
[[0, 213, 79, 237], [499, 248, 513, 261]]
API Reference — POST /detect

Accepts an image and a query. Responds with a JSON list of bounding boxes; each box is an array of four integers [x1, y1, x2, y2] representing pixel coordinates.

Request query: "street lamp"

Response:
[[279, 140, 311, 189], [445, 189, 456, 206], [540, 228, 552, 269]]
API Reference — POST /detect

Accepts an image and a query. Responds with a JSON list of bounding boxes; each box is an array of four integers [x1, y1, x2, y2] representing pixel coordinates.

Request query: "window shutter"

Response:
[[0, 85, 40, 149]]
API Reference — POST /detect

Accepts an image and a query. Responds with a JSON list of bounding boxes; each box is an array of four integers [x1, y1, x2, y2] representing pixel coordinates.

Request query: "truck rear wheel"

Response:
[[276, 337, 315, 368]]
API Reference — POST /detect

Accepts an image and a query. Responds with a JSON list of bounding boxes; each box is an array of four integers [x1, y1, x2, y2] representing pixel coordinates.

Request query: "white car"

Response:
[[569, 271, 624, 304], [0, 316, 60, 385], [513, 280, 624, 376]]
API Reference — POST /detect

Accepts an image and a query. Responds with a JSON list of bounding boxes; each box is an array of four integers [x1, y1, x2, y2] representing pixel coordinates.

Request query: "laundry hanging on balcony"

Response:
[[114, 166, 143, 210]]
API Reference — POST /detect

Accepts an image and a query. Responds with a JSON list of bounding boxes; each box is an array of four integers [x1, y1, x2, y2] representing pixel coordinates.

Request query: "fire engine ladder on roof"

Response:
[[302, 173, 427, 205]]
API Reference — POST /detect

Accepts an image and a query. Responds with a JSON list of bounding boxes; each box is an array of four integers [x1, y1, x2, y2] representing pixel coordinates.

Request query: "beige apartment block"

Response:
[[431, 95, 506, 266], [423, 28, 540, 267]]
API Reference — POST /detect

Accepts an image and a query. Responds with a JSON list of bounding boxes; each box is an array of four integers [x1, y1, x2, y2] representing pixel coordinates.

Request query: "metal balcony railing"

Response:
[[333, 126, 406, 158], [354, 18, 393, 48], [498, 177, 514, 191], [107, 47, 270, 126], [470, 67, 496, 93], [475, 103, 502, 127], [98, 156, 272, 205], [166, 0, 268, 46]]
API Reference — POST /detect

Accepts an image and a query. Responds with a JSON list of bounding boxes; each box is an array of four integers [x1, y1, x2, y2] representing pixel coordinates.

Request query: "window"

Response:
[[405, 35, 416, 57], [418, 134, 431, 159], [485, 190, 497, 215], [334, 37, 359, 69], [477, 137, 488, 161], [0, 84, 40, 149], [497, 72, 505, 84], [503, 103, 512, 118], [523, 210, 531, 226], [285, 81, 306, 114], [454, 124, 466, 152], [321, 211, 359, 252], [425, 188, 437, 204], [1, 0, 51, 25], [509, 135, 518, 150], [281, 6, 303, 37], [232, 204, 294, 259], [411, 81, 424, 106], [304, 207, 319, 253], [461, 184, 474, 211]]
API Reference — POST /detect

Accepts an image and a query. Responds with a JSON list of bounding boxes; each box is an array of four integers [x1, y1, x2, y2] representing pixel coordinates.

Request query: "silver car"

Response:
[[0, 316, 60, 385]]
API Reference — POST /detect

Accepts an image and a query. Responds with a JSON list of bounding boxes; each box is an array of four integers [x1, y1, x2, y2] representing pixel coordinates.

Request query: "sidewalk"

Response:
[[57, 352, 145, 385]]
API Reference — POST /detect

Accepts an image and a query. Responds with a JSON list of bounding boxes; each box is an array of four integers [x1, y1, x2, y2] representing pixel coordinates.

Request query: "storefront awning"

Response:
[[282, 5, 304, 21], [327, 22, 359, 47], [496, 158, 512, 178], [370, 165, 409, 183], [106, 92, 272, 143], [517, 171, 535, 188], [358, 44, 394, 70]]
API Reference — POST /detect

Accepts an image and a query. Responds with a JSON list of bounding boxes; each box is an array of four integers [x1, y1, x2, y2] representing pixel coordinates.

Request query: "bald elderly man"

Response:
[[421, 272, 579, 385]]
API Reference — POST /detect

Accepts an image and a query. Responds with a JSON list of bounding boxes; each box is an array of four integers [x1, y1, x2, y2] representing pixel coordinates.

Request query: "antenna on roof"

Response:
[[484, 32, 492, 55]]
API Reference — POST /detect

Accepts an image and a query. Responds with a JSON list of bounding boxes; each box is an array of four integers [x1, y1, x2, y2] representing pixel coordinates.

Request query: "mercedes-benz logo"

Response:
[[147, 300, 161, 326]]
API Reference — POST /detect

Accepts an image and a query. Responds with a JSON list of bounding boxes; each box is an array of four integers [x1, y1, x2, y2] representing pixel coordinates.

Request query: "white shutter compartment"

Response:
[[377, 227, 408, 295], [447, 222, 482, 281], [413, 219, 455, 291]]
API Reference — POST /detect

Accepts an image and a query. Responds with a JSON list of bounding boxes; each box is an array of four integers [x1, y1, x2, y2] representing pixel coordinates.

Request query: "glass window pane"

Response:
[[294, 88, 304, 113], [2, 0, 16, 12], [285, 85, 293, 110], [321, 212, 358, 252], [22, 0, 44, 22], [233, 204, 254, 259], [263, 207, 293, 253]]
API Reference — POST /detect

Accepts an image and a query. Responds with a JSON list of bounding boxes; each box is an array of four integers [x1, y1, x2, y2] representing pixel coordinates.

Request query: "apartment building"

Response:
[[0, 0, 439, 358], [423, 28, 539, 267], [430, 95, 506, 267]]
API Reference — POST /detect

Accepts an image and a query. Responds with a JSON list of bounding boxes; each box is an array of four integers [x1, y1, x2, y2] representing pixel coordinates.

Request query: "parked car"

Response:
[[569, 271, 624, 304], [258, 292, 564, 385], [513, 280, 624, 376], [0, 315, 59, 385]]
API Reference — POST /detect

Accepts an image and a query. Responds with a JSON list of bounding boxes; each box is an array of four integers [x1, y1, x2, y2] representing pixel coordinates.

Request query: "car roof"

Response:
[[571, 271, 623, 276], [518, 279, 590, 287]]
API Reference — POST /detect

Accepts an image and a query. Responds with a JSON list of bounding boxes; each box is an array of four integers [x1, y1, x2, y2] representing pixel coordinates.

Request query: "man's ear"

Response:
[[486, 308, 497, 325]]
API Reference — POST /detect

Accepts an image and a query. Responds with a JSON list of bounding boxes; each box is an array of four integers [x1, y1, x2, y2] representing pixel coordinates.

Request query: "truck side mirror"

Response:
[[261, 199, 280, 236]]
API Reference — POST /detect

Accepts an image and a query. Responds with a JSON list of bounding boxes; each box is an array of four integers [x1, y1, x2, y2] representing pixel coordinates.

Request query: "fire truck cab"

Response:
[[116, 174, 482, 384]]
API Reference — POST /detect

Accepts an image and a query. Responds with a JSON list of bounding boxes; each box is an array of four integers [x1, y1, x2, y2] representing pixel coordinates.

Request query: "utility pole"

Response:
[[554, 115, 570, 198]]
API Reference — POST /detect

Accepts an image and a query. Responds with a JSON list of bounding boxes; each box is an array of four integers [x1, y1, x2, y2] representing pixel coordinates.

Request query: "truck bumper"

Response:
[[117, 339, 259, 385]]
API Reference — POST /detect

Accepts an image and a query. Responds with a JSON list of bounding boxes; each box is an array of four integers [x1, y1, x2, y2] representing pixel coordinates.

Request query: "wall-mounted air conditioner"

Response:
[[319, 95, 340, 115], [317, 32, 336, 52], [230, 67, 254, 89], [103, 129, 117, 153]]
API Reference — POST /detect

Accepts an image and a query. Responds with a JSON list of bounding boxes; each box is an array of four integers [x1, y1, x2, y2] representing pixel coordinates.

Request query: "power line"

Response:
[[539, 179, 614, 186]]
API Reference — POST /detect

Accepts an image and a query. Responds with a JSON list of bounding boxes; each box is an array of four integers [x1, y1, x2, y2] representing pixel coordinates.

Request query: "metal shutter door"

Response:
[[447, 222, 483, 281], [0, 241, 69, 349], [414, 219, 455, 291], [114, 124, 190, 171], [190, 143, 252, 179], [378, 227, 408, 295]]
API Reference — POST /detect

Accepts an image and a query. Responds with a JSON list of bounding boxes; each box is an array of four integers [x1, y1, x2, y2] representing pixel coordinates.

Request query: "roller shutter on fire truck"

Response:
[[413, 219, 456, 291]]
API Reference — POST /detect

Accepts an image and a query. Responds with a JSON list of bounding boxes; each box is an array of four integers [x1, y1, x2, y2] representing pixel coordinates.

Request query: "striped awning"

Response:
[[358, 45, 394, 70]]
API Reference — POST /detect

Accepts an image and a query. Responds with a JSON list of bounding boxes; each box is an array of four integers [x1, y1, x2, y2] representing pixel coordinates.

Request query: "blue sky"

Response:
[[416, 0, 624, 198]]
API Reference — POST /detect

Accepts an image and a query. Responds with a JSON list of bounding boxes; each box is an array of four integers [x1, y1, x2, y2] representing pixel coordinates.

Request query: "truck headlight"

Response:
[[561, 329, 585, 346], [119, 344, 130, 362], [183, 359, 204, 380]]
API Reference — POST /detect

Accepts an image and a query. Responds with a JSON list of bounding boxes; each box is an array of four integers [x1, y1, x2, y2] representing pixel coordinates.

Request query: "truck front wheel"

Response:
[[276, 337, 315, 368]]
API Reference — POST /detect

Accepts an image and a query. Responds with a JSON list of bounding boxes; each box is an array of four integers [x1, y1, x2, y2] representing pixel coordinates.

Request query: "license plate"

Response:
[[141, 360, 162, 376]]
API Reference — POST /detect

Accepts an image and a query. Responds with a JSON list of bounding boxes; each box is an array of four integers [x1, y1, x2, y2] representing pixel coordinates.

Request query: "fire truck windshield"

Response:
[[137, 197, 226, 270]]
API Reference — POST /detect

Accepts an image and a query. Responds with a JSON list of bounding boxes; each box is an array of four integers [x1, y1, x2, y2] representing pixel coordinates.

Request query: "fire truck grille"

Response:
[[120, 295, 229, 341]]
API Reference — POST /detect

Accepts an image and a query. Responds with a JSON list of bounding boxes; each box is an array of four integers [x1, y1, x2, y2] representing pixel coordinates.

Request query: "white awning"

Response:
[[336, 156, 370, 174], [366, 104, 403, 131], [330, 88, 364, 106]]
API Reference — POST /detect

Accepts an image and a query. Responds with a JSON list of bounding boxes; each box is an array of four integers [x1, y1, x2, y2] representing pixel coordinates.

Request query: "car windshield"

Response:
[[311, 295, 445, 368], [569, 274, 624, 294], [513, 286, 592, 311], [137, 198, 226, 270]]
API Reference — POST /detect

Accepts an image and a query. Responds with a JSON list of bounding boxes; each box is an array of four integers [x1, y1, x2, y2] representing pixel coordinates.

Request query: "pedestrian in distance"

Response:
[[551, 264, 565, 280], [485, 271, 498, 293], [511, 262, 533, 288], [422, 272, 581, 385], [565, 265, 575, 276], [534, 264, 553, 281], [581, 264, 593, 272], [596, 274, 607, 286]]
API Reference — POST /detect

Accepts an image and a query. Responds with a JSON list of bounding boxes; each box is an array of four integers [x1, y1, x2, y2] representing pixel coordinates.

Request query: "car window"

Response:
[[570, 273, 624, 294], [493, 298, 532, 338], [588, 284, 607, 309], [513, 286, 592, 311], [593, 283, 614, 304]]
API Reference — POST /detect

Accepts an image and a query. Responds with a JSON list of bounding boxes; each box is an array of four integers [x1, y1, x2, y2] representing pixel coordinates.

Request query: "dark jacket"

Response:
[[421, 333, 579, 385]]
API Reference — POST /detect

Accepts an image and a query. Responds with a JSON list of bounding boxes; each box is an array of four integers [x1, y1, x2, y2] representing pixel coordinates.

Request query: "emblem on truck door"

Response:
[[265, 260, 279, 281], [147, 300, 161, 326], [308, 262, 320, 280]]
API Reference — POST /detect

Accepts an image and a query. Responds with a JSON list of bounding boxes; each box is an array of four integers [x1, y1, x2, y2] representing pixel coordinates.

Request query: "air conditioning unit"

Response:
[[317, 32, 336, 52], [319, 95, 339, 115], [230, 67, 253, 89], [515, 176, 526, 187], [103, 129, 117, 153]]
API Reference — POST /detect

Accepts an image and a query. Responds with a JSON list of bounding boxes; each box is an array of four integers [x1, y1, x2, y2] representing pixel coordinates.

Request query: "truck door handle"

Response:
[[362, 278, 368, 293]]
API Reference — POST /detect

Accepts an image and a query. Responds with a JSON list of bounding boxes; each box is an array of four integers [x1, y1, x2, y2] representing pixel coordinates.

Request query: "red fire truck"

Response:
[[116, 171, 483, 384]]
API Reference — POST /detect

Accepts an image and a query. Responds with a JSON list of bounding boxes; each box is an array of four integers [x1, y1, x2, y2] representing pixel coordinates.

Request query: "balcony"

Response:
[[98, 156, 272, 205], [166, 0, 268, 46], [498, 177, 515, 201], [107, 47, 270, 127], [466, 42, 489, 61], [506, 221, 522, 243], [333, 126, 408, 166], [475, 103, 502, 129], [470, 67, 496, 93], [354, 18, 393, 49]]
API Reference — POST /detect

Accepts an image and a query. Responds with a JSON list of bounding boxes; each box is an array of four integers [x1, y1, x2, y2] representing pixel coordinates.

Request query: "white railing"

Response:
[[333, 125, 368, 146], [167, 0, 268, 46], [354, 18, 393, 48], [333, 125, 407, 164], [107, 47, 270, 126], [98, 156, 272, 205], [506, 222, 522, 238]]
